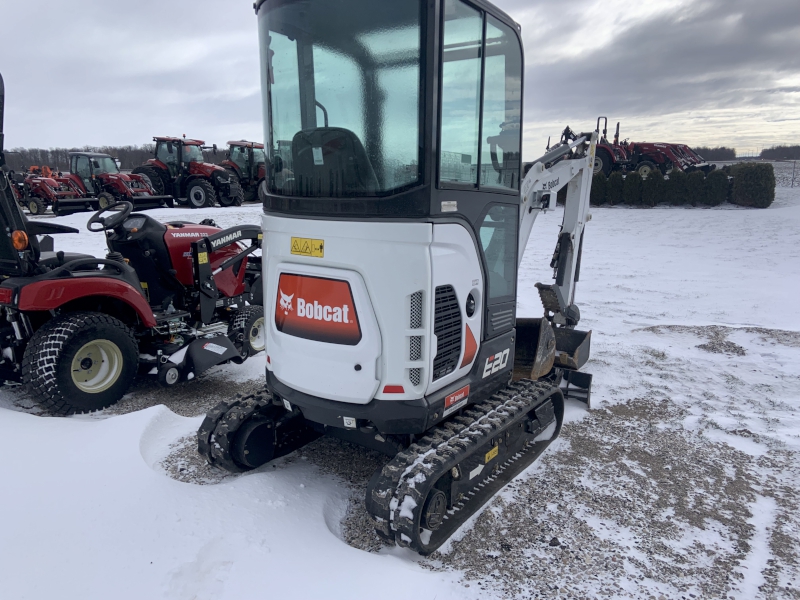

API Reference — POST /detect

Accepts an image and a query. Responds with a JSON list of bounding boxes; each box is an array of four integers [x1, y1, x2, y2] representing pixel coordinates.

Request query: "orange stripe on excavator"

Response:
[[460, 323, 478, 368]]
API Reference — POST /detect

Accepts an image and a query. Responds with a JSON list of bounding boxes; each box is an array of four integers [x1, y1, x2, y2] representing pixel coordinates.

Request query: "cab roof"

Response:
[[227, 140, 264, 149], [68, 151, 112, 158], [152, 136, 204, 146]]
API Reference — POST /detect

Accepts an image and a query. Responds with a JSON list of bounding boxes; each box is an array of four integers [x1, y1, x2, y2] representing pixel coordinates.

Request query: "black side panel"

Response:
[[486, 300, 515, 337]]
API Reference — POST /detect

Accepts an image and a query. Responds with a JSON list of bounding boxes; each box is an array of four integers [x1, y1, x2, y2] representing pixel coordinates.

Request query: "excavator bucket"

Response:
[[553, 327, 591, 370], [513, 317, 556, 381]]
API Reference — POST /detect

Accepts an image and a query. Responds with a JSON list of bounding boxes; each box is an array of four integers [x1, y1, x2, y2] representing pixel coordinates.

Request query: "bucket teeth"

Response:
[[365, 379, 564, 555]]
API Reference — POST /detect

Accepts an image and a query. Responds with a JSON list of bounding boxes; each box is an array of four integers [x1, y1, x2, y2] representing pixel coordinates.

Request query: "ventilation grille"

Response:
[[409, 368, 421, 387], [410, 291, 423, 328], [491, 308, 514, 331], [433, 285, 462, 381], [409, 336, 422, 361]]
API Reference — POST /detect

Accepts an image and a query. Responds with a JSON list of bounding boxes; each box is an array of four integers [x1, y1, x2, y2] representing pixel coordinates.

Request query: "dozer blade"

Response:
[[366, 379, 564, 555], [197, 390, 320, 473]]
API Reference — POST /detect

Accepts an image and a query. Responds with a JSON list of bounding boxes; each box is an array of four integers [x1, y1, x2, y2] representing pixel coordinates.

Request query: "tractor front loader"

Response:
[[0, 72, 265, 414], [63, 151, 173, 212], [197, 0, 597, 556]]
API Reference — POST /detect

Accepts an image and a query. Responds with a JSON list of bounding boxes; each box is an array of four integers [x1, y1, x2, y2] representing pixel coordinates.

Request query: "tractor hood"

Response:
[[189, 162, 227, 178]]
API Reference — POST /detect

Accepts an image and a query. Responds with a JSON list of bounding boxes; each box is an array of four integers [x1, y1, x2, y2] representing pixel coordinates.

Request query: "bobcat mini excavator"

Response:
[[199, 0, 596, 554]]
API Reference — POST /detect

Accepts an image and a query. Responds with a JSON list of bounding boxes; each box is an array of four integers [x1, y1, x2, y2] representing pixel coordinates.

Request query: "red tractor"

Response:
[[133, 137, 244, 208], [17, 169, 90, 216], [0, 73, 265, 413], [0, 196, 266, 414], [61, 151, 173, 211], [592, 118, 714, 177], [221, 140, 266, 202]]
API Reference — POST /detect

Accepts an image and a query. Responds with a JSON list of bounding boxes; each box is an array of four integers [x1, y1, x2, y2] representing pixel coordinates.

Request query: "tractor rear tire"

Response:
[[22, 312, 139, 415], [133, 166, 166, 196], [593, 150, 612, 176], [636, 161, 658, 178], [27, 197, 46, 216], [228, 306, 266, 358], [218, 181, 244, 207], [187, 179, 216, 208], [97, 192, 115, 209]]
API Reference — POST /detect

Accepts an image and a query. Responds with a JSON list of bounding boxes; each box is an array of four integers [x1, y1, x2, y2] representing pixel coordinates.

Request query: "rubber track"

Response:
[[197, 390, 274, 473], [366, 379, 562, 554], [21, 311, 138, 415]]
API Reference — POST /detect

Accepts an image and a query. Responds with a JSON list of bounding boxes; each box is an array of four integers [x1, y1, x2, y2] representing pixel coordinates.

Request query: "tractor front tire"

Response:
[[133, 166, 166, 196], [228, 306, 266, 358], [218, 181, 244, 207], [22, 312, 139, 415], [27, 197, 46, 216], [97, 192, 116, 209], [593, 150, 612, 176], [187, 179, 216, 209], [636, 160, 658, 178]]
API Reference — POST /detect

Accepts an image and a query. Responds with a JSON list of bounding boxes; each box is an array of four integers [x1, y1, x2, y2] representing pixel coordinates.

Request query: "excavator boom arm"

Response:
[[518, 129, 598, 325]]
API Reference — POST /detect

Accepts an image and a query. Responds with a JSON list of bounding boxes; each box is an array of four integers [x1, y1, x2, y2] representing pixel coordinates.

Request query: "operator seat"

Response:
[[291, 127, 378, 197]]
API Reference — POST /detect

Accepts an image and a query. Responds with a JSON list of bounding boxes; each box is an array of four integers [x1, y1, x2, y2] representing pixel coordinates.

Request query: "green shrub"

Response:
[[667, 170, 688, 205], [704, 169, 729, 206], [623, 171, 642, 206], [590, 172, 607, 205], [641, 169, 664, 207], [607, 172, 624, 205], [686, 170, 706, 206], [730, 162, 775, 208]]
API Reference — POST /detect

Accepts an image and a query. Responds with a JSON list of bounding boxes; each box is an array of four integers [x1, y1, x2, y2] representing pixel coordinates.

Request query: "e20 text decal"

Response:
[[482, 348, 510, 378]]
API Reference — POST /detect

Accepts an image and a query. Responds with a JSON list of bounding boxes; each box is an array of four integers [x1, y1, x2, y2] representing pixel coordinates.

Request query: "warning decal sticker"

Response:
[[291, 237, 324, 258]]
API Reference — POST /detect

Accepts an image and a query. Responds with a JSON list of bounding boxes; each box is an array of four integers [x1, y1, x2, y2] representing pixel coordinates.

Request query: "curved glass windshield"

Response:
[[183, 145, 204, 163], [259, 0, 422, 198], [92, 156, 119, 174]]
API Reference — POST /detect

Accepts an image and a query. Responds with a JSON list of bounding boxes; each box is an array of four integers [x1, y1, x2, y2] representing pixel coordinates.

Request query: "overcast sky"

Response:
[[1, 0, 798, 159]]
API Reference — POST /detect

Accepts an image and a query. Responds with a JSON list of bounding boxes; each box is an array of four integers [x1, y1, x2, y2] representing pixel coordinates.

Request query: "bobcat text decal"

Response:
[[275, 273, 361, 345]]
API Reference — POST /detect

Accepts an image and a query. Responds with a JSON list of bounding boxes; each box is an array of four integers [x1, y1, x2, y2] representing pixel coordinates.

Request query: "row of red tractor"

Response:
[[591, 117, 715, 178], [8, 137, 266, 216]]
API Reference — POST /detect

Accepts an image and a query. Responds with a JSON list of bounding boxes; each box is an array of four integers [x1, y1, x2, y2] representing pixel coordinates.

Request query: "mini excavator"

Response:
[[199, 0, 596, 554]]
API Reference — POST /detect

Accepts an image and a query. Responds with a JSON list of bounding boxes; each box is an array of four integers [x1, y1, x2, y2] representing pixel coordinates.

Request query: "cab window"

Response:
[[438, 1, 522, 191], [479, 204, 517, 301], [438, 0, 482, 186]]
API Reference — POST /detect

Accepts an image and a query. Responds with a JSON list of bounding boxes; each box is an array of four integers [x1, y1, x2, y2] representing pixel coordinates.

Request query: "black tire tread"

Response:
[[22, 311, 138, 415]]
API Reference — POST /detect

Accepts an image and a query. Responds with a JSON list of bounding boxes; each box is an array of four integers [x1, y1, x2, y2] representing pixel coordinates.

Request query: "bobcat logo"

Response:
[[279, 289, 294, 314]]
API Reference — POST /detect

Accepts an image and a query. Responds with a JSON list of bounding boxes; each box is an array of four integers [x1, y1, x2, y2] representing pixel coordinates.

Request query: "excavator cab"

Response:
[[199, 0, 594, 555]]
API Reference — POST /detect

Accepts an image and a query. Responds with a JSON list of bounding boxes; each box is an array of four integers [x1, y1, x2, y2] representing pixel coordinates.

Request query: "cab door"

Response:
[[156, 141, 179, 177], [437, 0, 523, 341], [74, 155, 95, 194]]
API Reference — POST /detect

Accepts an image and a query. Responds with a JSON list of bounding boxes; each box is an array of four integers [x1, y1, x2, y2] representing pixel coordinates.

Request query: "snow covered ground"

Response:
[[1, 180, 799, 599]]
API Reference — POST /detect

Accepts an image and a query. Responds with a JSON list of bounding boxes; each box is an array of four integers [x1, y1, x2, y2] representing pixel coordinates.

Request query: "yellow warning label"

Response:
[[140, 282, 150, 302], [197, 252, 209, 265], [485, 445, 499, 464], [257, 233, 263, 240], [291, 237, 324, 258]]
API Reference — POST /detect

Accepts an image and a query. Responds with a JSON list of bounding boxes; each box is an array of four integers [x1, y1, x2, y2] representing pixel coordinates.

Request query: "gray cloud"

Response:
[[1, 0, 798, 155]]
